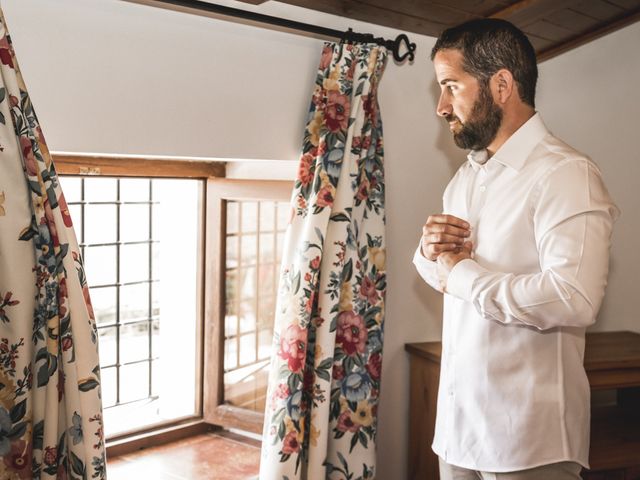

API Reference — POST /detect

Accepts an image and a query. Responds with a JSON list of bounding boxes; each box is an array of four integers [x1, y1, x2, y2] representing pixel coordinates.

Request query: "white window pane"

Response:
[[259, 202, 276, 231], [85, 178, 117, 202], [84, 245, 117, 286], [59, 176, 81, 203], [239, 299, 256, 334], [100, 367, 117, 407], [98, 327, 117, 366], [120, 204, 150, 242], [120, 243, 150, 284], [120, 322, 150, 364], [84, 204, 117, 244], [90, 286, 116, 325], [120, 178, 150, 202], [241, 235, 257, 266], [241, 202, 258, 233], [121, 283, 150, 322], [227, 201, 239, 234], [68, 204, 83, 241], [239, 333, 256, 366], [119, 362, 150, 403]]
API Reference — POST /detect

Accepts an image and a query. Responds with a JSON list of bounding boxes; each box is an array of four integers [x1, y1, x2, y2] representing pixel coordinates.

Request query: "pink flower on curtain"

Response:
[[297, 152, 314, 186], [336, 411, 360, 433], [278, 324, 307, 373], [359, 275, 379, 304], [0, 36, 14, 68], [325, 91, 350, 132], [366, 352, 382, 381], [336, 310, 367, 356]]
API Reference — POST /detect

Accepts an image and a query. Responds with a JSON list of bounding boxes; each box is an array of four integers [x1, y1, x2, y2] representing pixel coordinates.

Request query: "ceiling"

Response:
[[241, 0, 640, 61]]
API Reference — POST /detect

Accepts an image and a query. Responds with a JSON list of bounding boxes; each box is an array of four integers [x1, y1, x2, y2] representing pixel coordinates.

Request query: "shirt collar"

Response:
[[466, 112, 549, 172]]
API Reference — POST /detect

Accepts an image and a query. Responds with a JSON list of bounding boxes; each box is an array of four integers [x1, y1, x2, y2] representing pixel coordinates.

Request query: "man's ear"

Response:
[[492, 69, 514, 104]]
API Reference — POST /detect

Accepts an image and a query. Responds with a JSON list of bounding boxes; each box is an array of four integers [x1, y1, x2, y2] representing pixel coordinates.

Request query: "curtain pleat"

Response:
[[0, 9, 106, 480], [260, 41, 387, 480]]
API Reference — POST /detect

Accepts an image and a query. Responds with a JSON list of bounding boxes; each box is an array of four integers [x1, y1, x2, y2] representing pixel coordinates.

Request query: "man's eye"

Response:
[[447, 85, 456, 92]]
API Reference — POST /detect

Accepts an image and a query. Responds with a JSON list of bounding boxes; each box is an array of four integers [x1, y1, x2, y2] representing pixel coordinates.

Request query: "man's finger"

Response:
[[426, 223, 471, 237], [426, 214, 470, 229]]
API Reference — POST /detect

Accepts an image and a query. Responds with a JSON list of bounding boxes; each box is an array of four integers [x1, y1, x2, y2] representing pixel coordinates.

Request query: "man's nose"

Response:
[[437, 93, 452, 117]]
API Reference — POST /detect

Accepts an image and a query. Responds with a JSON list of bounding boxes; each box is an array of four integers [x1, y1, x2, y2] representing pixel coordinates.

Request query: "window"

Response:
[[223, 199, 289, 413], [59, 174, 203, 437], [55, 154, 293, 444], [203, 179, 293, 434]]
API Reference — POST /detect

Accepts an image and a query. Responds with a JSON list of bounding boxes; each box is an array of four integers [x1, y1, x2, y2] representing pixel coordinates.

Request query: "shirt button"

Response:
[[479, 184, 486, 192]]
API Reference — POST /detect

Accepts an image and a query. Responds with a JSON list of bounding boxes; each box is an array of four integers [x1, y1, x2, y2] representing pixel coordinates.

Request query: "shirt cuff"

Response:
[[445, 259, 487, 302]]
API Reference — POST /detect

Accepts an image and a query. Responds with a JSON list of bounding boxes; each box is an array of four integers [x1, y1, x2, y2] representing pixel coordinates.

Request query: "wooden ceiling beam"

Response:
[[537, 7, 640, 61], [490, 0, 582, 26]]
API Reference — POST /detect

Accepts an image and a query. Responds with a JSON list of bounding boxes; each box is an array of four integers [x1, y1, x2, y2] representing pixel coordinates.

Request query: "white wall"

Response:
[[537, 21, 640, 334], [2, 1, 637, 478]]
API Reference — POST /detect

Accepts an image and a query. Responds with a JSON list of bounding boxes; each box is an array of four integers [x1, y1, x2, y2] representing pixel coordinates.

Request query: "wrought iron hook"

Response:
[[392, 34, 416, 63]]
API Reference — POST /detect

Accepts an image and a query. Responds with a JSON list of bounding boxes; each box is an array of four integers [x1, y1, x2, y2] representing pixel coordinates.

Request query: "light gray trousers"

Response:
[[439, 458, 583, 480]]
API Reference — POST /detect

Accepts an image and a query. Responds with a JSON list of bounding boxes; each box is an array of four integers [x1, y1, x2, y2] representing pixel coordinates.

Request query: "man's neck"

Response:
[[486, 107, 536, 158]]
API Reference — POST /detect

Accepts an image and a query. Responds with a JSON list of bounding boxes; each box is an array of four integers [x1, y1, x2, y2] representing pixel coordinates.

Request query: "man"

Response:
[[413, 19, 619, 480]]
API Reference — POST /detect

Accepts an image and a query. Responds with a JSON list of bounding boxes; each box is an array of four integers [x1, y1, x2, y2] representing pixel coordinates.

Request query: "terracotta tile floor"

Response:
[[107, 432, 261, 480]]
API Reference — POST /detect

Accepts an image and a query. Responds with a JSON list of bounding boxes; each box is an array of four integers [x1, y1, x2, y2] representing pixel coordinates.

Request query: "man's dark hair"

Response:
[[431, 18, 538, 108]]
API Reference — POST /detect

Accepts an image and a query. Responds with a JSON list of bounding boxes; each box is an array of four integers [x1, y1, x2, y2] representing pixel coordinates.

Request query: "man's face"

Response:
[[433, 49, 502, 150]]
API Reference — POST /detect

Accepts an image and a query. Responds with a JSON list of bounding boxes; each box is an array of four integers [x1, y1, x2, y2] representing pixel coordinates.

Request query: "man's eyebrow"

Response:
[[439, 78, 457, 85]]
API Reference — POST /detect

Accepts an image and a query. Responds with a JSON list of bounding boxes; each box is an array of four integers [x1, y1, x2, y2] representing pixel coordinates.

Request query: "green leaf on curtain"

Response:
[[70, 451, 86, 477], [78, 378, 99, 392], [18, 216, 38, 241], [28, 180, 42, 196], [316, 369, 330, 382], [0, 87, 5, 103], [359, 430, 368, 449], [349, 432, 359, 453], [36, 362, 49, 388], [317, 357, 333, 371], [330, 213, 350, 222], [355, 81, 365, 97], [36, 353, 57, 388], [33, 420, 44, 450], [9, 398, 26, 423], [314, 227, 324, 244], [292, 271, 301, 295], [35, 346, 48, 362], [8, 421, 26, 440], [342, 259, 353, 283], [0, 111, 5, 125]]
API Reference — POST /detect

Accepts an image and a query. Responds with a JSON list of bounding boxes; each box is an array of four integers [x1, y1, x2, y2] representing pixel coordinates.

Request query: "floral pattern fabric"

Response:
[[260, 42, 387, 480], [0, 9, 105, 480]]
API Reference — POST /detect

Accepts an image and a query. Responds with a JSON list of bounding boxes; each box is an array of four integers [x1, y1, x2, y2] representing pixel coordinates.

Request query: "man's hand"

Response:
[[437, 241, 474, 292], [421, 214, 471, 261]]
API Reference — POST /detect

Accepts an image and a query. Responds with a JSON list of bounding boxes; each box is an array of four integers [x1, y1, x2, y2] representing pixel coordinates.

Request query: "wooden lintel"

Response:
[[52, 152, 226, 178]]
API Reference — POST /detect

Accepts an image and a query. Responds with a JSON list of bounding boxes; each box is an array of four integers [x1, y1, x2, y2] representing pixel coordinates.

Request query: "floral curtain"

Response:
[[260, 42, 387, 480], [0, 10, 105, 480]]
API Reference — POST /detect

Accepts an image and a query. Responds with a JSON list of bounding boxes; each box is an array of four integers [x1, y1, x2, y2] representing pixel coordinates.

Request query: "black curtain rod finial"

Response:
[[341, 28, 416, 63]]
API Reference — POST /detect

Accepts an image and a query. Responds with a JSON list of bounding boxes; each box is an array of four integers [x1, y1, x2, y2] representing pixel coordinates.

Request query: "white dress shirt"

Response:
[[413, 113, 619, 472]]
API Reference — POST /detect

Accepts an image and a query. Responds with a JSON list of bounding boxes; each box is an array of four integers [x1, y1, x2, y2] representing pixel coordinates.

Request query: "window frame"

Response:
[[203, 178, 293, 435], [53, 152, 294, 452]]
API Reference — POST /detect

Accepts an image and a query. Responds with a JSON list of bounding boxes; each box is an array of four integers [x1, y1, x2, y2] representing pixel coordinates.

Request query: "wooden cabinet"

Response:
[[405, 331, 640, 480]]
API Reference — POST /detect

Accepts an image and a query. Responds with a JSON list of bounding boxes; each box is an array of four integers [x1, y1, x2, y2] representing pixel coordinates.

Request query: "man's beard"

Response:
[[447, 84, 503, 151]]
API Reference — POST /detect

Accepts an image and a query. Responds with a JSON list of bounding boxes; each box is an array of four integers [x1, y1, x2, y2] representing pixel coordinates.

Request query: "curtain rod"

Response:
[[124, 0, 416, 63]]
